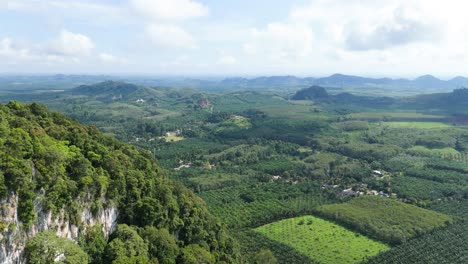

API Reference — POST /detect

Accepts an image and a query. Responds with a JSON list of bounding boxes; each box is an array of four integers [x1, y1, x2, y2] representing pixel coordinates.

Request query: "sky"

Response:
[[1, 0, 468, 78]]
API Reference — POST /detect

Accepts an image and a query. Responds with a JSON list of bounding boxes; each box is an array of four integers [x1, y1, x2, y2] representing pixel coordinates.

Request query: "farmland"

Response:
[[163, 134, 185, 142], [199, 183, 327, 228], [380, 122, 452, 129], [255, 215, 390, 264], [366, 221, 468, 264], [316, 196, 453, 244], [2, 80, 468, 263], [344, 112, 446, 122], [6, 0, 468, 261]]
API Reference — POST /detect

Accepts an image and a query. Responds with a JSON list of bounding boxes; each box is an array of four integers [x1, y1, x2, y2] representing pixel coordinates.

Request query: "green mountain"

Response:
[[0, 101, 239, 263], [400, 88, 468, 116], [291, 86, 329, 100], [291, 86, 396, 107], [70, 81, 140, 97], [410, 88, 468, 105]]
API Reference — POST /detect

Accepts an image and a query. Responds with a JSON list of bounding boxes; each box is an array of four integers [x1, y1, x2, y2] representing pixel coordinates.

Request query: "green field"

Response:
[[199, 184, 326, 228], [345, 112, 445, 121], [164, 134, 185, 142], [407, 146, 460, 157], [255, 215, 390, 264], [258, 104, 328, 120], [214, 115, 252, 133], [316, 196, 453, 244], [381, 122, 451, 129], [188, 172, 247, 191]]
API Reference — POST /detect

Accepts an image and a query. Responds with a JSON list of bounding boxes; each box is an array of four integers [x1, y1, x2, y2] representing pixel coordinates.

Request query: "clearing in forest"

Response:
[[255, 215, 389, 264]]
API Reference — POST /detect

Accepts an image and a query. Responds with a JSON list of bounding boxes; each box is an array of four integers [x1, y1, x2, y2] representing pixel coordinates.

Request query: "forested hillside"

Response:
[[2, 80, 468, 264], [0, 101, 239, 263]]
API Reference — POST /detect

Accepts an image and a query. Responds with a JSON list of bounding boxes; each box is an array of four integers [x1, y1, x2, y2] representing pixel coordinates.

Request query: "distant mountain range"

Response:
[[291, 84, 468, 114], [220, 74, 468, 90], [71, 80, 141, 97], [220, 75, 316, 88], [1, 73, 468, 94], [291, 85, 397, 106]]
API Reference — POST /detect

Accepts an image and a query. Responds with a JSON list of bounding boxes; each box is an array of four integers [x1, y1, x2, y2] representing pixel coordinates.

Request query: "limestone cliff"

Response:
[[0, 192, 118, 263]]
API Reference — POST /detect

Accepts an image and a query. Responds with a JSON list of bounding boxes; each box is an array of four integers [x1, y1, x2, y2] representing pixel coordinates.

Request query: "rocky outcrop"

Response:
[[0, 193, 118, 264]]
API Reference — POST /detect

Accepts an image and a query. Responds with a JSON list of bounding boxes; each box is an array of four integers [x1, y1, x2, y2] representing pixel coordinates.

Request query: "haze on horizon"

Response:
[[1, 0, 468, 78]]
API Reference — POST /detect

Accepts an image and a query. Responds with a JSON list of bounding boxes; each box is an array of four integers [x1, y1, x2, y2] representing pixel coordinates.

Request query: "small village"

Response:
[[134, 129, 184, 143], [320, 169, 397, 199]]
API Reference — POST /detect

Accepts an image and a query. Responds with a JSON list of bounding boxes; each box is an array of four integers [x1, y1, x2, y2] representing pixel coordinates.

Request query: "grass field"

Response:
[[298, 146, 313, 153], [257, 103, 328, 120], [381, 122, 451, 129], [164, 135, 185, 142], [407, 146, 460, 157], [188, 172, 246, 190], [255, 215, 389, 264], [346, 112, 446, 121], [215, 115, 252, 133]]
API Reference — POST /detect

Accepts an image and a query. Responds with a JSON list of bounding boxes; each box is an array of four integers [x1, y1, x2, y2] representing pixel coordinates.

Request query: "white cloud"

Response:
[[287, 0, 460, 51], [344, 5, 440, 50], [0, 38, 32, 59], [146, 24, 196, 49], [0, 31, 122, 70], [218, 55, 237, 65], [99, 53, 126, 64], [4, 0, 110, 12], [131, 0, 208, 20], [47, 30, 94, 57], [236, 0, 468, 76], [246, 22, 314, 62], [169, 55, 189, 66], [2, 0, 124, 24], [4, 0, 468, 76], [243, 43, 257, 55]]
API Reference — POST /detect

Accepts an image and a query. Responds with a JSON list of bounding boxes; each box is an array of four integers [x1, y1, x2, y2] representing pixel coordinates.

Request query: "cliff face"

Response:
[[0, 192, 118, 264]]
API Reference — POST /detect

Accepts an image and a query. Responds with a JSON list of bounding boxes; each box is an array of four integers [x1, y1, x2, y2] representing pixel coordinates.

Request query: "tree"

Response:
[[179, 244, 215, 264], [78, 225, 107, 264], [25, 231, 89, 264], [5, 128, 33, 158], [0, 102, 240, 263], [253, 249, 277, 264], [104, 224, 150, 263], [139, 226, 179, 264]]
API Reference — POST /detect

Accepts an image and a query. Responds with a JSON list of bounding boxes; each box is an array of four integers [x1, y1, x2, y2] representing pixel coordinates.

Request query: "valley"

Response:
[[4, 1, 468, 263], [1, 79, 467, 263]]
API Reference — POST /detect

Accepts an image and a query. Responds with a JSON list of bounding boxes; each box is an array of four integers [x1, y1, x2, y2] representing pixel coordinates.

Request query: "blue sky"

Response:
[[1, 0, 467, 78]]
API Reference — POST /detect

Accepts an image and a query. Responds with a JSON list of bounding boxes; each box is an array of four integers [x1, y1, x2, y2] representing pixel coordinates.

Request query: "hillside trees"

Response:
[[26, 231, 89, 264], [0, 102, 240, 263]]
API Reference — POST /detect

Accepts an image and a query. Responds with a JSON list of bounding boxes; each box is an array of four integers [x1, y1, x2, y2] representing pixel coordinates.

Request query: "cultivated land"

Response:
[[381, 122, 452, 129], [316, 196, 453, 244], [366, 221, 468, 264], [2, 80, 468, 263], [164, 134, 185, 142], [255, 215, 390, 264], [344, 112, 446, 121]]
